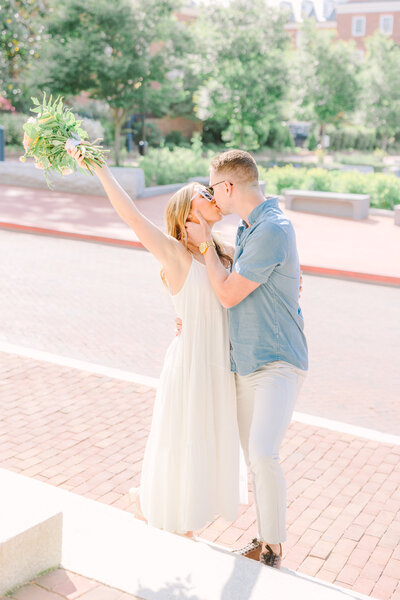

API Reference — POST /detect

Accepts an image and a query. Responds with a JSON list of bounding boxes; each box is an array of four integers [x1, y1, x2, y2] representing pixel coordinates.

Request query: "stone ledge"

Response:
[[0, 504, 62, 596], [0, 468, 374, 600], [284, 189, 370, 220], [0, 162, 145, 198]]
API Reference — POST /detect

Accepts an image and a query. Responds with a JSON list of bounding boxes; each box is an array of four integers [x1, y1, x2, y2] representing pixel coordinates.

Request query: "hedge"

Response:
[[260, 165, 399, 210]]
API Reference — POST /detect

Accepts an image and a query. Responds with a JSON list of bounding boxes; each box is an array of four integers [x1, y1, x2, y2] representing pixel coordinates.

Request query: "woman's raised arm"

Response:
[[68, 148, 182, 265]]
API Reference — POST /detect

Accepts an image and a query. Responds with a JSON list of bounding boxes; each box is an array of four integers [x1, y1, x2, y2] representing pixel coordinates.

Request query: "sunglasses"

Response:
[[191, 186, 214, 202], [205, 180, 233, 197]]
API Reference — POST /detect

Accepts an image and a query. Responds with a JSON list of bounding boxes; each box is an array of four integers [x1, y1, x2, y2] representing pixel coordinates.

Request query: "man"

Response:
[[185, 149, 308, 568]]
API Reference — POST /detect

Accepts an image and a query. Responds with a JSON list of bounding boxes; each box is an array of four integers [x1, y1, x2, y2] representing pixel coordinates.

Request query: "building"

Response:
[[336, 0, 400, 50]]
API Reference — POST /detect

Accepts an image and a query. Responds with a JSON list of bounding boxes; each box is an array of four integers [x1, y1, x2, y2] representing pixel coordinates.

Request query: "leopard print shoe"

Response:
[[234, 537, 263, 561], [260, 543, 282, 569]]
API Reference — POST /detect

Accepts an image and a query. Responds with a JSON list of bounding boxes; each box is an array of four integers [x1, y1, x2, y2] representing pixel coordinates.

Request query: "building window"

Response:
[[352, 16, 366, 36], [380, 15, 393, 35]]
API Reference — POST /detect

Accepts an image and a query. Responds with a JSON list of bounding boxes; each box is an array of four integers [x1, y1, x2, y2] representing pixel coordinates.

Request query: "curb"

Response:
[[300, 264, 400, 287], [2, 221, 399, 287]]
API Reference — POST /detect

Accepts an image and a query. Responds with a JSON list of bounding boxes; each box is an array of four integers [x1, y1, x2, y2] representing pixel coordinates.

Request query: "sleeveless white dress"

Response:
[[139, 258, 241, 533]]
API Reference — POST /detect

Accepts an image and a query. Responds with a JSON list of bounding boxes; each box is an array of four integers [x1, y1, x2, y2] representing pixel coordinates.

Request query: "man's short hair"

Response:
[[211, 149, 259, 184]]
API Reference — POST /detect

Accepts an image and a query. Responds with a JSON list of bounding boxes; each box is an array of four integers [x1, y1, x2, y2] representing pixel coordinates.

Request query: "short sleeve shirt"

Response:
[[228, 197, 308, 375]]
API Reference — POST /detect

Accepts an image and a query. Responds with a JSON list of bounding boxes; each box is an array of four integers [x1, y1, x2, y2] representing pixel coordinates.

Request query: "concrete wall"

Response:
[[0, 162, 145, 198]]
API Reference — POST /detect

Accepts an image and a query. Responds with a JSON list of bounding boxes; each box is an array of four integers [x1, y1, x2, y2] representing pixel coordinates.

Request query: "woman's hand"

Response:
[[185, 211, 212, 246], [66, 146, 100, 173]]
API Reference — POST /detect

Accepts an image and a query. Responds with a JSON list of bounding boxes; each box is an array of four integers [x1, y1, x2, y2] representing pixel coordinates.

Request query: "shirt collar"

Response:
[[240, 197, 279, 229]]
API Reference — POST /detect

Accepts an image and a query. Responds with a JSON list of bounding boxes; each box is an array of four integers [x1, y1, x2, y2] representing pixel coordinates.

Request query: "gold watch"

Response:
[[199, 240, 215, 255]]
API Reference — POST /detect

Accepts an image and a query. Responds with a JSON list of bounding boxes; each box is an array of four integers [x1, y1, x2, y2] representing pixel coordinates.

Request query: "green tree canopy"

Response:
[[30, 0, 192, 164], [359, 32, 400, 150], [0, 0, 47, 111], [195, 0, 290, 150], [294, 21, 359, 147]]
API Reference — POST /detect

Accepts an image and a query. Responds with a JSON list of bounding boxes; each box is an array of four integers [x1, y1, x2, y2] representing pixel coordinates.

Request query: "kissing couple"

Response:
[[66, 146, 308, 569]]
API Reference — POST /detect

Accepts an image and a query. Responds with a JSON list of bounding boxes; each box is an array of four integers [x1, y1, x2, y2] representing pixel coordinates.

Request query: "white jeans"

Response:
[[235, 361, 306, 544]]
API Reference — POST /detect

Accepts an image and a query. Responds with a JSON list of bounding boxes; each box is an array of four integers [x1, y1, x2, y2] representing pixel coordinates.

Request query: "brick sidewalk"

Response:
[[1, 183, 400, 280], [3, 568, 141, 600], [1, 351, 399, 599]]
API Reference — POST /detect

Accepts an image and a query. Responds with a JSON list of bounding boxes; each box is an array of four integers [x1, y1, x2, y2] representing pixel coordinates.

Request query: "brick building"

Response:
[[336, 0, 400, 50]]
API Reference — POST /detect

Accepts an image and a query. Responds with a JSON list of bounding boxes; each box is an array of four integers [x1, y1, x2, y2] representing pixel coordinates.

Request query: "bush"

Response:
[[0, 112, 29, 146], [265, 122, 295, 151], [261, 165, 308, 195], [327, 125, 377, 152], [334, 152, 384, 169], [306, 131, 318, 151], [138, 142, 212, 186], [263, 165, 400, 209], [165, 130, 188, 148]]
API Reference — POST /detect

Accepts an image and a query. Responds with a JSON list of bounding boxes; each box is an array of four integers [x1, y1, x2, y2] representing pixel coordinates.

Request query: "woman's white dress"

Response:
[[139, 257, 241, 533]]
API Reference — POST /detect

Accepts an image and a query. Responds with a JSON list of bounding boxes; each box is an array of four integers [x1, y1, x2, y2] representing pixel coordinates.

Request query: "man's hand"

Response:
[[185, 212, 212, 246], [175, 317, 182, 336]]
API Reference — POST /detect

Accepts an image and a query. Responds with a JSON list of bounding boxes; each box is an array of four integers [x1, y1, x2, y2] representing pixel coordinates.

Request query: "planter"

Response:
[[0, 161, 145, 198]]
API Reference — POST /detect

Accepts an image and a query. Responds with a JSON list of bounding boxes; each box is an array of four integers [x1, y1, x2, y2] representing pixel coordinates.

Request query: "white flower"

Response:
[[27, 116, 37, 124]]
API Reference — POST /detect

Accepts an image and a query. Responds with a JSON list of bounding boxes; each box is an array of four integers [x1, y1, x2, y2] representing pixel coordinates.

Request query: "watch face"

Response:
[[199, 242, 206, 254]]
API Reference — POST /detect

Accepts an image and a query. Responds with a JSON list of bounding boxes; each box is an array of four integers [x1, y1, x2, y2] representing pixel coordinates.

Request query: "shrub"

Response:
[[138, 144, 211, 186], [165, 130, 188, 148], [263, 165, 399, 209], [262, 165, 308, 195], [327, 125, 377, 152], [306, 131, 318, 151], [0, 112, 29, 146], [366, 173, 400, 209], [304, 168, 333, 192]]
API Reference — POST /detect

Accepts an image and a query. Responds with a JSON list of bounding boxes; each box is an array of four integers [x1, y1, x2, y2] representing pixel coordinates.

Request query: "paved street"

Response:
[[1, 350, 399, 599], [2, 229, 399, 434]]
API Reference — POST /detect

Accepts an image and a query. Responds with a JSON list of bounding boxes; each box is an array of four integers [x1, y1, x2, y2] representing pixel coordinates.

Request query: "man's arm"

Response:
[[202, 247, 260, 308], [185, 215, 260, 309]]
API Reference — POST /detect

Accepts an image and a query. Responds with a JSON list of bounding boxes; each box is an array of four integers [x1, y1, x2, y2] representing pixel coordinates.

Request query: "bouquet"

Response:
[[21, 93, 108, 184]]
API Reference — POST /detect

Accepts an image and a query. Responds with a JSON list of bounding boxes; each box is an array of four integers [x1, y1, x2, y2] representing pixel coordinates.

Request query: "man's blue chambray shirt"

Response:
[[229, 197, 308, 376]]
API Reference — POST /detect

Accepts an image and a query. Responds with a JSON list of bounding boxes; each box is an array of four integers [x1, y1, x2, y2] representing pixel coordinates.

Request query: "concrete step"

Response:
[[0, 468, 374, 600], [0, 490, 62, 595]]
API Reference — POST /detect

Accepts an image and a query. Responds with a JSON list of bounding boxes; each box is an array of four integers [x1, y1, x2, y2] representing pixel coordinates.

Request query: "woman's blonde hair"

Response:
[[161, 182, 233, 286]]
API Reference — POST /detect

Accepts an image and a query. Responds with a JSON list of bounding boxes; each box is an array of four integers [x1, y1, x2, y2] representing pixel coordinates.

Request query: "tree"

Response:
[[195, 0, 290, 150], [359, 33, 400, 151], [0, 0, 48, 111], [30, 0, 191, 165], [294, 21, 359, 148]]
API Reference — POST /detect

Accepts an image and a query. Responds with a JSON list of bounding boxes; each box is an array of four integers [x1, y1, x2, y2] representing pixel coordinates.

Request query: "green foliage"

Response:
[[334, 152, 384, 169], [359, 33, 400, 150], [28, 0, 191, 165], [265, 122, 295, 151], [0, 0, 48, 111], [262, 165, 306, 194], [263, 165, 400, 209], [196, 0, 290, 150], [165, 130, 188, 148], [293, 22, 359, 146], [0, 111, 29, 144], [138, 141, 212, 186], [306, 131, 318, 151], [327, 125, 377, 152], [21, 94, 108, 181]]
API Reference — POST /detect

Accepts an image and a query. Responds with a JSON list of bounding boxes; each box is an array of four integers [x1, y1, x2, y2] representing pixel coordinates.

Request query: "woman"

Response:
[[67, 147, 242, 536]]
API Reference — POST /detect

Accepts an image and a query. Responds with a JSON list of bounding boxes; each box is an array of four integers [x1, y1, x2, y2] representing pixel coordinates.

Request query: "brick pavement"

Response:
[[1, 183, 400, 280], [2, 230, 400, 435], [1, 351, 399, 599], [3, 568, 141, 600]]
